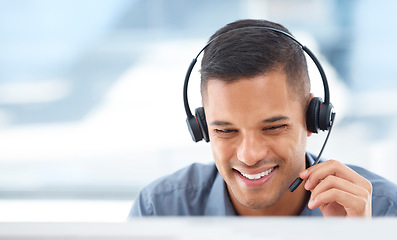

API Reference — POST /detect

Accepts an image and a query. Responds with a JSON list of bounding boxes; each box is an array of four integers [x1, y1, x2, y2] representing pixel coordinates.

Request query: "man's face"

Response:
[[204, 70, 310, 214]]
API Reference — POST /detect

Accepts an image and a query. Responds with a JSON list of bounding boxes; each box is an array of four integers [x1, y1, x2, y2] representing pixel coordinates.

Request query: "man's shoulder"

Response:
[[130, 162, 220, 216], [347, 164, 397, 216]]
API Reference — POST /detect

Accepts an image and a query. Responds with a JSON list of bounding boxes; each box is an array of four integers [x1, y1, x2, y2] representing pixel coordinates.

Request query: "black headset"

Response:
[[184, 26, 334, 142], [182, 26, 336, 192]]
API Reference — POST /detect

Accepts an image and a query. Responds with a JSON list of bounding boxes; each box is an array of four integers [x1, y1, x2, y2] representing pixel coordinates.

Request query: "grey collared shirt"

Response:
[[129, 153, 397, 216]]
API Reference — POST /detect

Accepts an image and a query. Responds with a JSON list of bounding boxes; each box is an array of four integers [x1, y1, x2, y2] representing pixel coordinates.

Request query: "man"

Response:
[[130, 19, 397, 217]]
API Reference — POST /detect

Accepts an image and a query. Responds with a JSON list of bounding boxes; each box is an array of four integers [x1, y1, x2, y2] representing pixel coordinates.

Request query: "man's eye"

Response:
[[214, 129, 238, 139], [215, 129, 236, 134], [264, 125, 287, 132]]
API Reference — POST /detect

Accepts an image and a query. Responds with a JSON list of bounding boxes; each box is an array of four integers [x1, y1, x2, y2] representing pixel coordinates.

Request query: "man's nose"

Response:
[[236, 132, 269, 166]]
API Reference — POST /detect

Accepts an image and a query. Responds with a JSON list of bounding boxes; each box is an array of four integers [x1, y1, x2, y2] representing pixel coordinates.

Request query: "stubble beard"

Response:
[[227, 178, 289, 210]]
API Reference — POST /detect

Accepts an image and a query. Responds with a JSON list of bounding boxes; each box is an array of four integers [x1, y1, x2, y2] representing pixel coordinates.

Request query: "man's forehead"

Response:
[[204, 72, 288, 103]]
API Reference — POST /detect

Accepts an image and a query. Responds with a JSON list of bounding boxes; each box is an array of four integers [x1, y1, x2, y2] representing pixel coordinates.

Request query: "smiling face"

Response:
[[204, 70, 311, 216]]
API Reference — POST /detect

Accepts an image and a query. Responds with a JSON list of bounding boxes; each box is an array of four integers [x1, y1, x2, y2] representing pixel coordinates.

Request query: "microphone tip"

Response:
[[289, 177, 304, 192]]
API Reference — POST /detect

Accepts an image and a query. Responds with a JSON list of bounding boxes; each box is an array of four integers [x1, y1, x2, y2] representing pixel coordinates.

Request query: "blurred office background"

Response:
[[0, 0, 396, 221]]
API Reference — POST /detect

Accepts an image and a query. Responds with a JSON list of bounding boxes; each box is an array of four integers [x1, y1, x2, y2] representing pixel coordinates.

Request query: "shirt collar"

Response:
[[300, 153, 323, 216], [205, 169, 237, 215]]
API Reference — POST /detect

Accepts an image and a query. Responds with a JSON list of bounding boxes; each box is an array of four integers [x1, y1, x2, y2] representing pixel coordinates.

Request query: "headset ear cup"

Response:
[[195, 107, 210, 142], [319, 102, 333, 131], [306, 97, 321, 133], [186, 116, 203, 142]]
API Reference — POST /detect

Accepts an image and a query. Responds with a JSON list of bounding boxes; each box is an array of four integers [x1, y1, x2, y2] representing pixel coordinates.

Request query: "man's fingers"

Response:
[[308, 188, 370, 217], [309, 175, 370, 201], [300, 160, 372, 217], [301, 160, 372, 193]]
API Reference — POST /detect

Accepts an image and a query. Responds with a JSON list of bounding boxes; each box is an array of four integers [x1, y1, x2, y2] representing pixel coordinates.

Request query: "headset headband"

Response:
[[183, 26, 331, 120], [184, 25, 334, 143]]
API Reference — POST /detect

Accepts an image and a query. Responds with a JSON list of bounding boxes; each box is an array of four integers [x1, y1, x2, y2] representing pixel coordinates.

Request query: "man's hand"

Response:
[[300, 160, 372, 217]]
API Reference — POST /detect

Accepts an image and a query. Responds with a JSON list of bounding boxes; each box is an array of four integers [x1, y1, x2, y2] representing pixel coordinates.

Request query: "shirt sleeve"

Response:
[[129, 191, 154, 217], [127, 163, 221, 216], [372, 196, 397, 216]]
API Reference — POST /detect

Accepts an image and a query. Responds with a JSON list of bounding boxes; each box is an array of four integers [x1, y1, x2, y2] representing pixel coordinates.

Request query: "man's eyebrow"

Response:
[[209, 121, 233, 126], [263, 116, 289, 123], [210, 116, 289, 126]]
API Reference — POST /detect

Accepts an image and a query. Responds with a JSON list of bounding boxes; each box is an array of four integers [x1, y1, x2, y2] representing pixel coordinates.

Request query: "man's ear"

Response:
[[306, 93, 315, 137]]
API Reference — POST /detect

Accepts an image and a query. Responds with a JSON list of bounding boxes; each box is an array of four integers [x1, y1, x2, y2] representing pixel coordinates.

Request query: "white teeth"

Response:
[[241, 167, 275, 180]]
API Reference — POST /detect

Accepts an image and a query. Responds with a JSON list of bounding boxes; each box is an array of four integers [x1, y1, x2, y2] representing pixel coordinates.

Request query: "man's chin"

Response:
[[229, 186, 284, 210], [239, 196, 280, 209]]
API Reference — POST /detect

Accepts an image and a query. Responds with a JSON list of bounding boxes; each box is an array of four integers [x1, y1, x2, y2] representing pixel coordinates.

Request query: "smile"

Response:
[[240, 167, 275, 180]]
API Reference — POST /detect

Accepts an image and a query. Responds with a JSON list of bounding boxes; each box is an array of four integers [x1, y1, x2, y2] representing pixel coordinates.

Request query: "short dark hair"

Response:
[[200, 19, 310, 108]]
